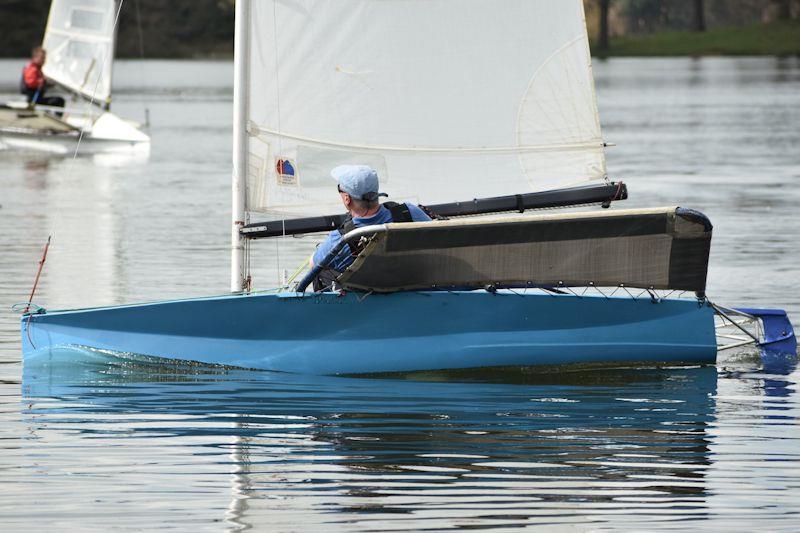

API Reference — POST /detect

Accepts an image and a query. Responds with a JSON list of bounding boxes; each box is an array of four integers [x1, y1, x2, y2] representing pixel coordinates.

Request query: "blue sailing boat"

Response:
[[20, 0, 795, 375]]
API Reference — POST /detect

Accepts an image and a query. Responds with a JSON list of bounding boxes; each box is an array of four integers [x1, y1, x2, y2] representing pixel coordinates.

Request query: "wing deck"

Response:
[[336, 206, 712, 293]]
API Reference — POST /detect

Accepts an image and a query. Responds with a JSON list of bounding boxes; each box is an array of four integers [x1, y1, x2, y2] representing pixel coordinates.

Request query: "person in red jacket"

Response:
[[20, 46, 65, 109]]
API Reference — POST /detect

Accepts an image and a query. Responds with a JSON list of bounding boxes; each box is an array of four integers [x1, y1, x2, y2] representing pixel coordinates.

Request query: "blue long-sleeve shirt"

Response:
[[312, 203, 431, 272]]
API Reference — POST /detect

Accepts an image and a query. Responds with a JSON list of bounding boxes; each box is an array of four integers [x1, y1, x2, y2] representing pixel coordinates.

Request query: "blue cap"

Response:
[[331, 165, 387, 201]]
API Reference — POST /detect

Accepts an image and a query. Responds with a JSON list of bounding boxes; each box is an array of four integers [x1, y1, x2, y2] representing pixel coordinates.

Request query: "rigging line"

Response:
[[284, 259, 309, 287], [280, 218, 287, 287], [26, 0, 126, 311], [243, 235, 251, 292], [271, 0, 285, 285], [271, 1, 283, 152], [275, 236, 281, 289]]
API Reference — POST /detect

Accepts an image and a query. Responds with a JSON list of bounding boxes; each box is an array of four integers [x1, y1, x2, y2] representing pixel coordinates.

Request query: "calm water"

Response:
[[1, 58, 799, 531]]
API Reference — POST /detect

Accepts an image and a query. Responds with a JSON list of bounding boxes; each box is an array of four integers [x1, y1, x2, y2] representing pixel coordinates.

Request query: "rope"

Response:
[[284, 259, 309, 287], [271, 0, 285, 287], [274, 235, 281, 288], [243, 235, 252, 292], [279, 218, 287, 286]]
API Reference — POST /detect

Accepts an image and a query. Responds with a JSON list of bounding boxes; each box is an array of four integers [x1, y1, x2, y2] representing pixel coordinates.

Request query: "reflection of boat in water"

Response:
[[21, 353, 722, 529], [19, 0, 795, 375], [13, 152, 124, 310], [0, 0, 149, 154]]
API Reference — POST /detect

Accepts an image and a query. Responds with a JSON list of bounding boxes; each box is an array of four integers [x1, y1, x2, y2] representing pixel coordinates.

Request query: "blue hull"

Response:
[[21, 291, 717, 375]]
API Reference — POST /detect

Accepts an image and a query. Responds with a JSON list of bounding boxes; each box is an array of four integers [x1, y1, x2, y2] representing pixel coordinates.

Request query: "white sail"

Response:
[[242, 0, 606, 217], [42, 0, 118, 106]]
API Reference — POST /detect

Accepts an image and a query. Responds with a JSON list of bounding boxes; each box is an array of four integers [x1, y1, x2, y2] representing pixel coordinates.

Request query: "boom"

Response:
[[241, 181, 628, 239]]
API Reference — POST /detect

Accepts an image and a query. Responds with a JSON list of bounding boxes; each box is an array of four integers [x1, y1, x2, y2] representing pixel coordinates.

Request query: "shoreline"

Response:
[[1, 22, 798, 61], [591, 21, 800, 57]]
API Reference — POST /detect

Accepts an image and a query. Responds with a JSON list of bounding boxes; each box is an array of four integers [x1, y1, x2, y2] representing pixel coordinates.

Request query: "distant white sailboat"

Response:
[[0, 0, 149, 154]]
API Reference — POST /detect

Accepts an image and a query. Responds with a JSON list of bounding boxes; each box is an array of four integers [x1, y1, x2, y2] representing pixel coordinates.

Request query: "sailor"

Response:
[[20, 47, 65, 109], [311, 164, 431, 291]]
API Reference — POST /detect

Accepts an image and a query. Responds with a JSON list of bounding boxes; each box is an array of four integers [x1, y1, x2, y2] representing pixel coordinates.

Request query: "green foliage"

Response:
[[598, 20, 800, 56]]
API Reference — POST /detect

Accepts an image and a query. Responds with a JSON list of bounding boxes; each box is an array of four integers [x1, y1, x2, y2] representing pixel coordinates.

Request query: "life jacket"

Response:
[[337, 201, 413, 237], [336, 201, 414, 258], [21, 62, 44, 91]]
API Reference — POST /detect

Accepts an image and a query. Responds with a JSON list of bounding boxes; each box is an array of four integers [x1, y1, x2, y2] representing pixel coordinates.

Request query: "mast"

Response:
[[231, 0, 250, 292]]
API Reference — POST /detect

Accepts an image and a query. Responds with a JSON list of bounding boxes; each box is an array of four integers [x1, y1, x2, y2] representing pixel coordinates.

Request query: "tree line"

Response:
[[0, 0, 235, 58], [592, 0, 797, 51], [0, 0, 796, 58]]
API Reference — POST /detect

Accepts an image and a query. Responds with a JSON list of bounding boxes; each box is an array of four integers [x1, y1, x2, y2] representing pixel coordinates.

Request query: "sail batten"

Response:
[[249, 125, 603, 154], [244, 0, 605, 217], [42, 0, 118, 105]]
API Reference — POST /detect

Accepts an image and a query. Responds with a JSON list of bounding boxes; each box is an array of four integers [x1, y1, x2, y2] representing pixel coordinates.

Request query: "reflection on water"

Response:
[[1, 57, 800, 530], [12, 349, 799, 530], [18, 351, 725, 530]]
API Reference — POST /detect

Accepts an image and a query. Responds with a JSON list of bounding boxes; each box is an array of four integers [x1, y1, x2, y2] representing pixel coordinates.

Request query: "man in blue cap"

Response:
[[311, 164, 431, 291]]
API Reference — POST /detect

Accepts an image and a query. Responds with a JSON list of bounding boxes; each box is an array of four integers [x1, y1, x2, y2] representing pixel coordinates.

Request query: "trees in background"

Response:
[[0, 0, 50, 57], [0, 0, 796, 59], [773, 0, 793, 19], [694, 0, 707, 31], [0, 0, 236, 58], [115, 0, 235, 58], [586, 0, 798, 53], [598, 0, 611, 52], [615, 0, 796, 37]]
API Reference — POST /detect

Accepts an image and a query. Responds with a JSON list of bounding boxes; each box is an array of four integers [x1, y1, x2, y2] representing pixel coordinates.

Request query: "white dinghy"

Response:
[[0, 0, 149, 154]]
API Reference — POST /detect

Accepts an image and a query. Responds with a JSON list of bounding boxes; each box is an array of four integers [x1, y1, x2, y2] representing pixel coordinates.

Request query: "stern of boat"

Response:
[[714, 305, 797, 356]]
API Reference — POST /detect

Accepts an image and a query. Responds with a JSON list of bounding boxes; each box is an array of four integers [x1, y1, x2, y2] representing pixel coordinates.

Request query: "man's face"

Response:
[[33, 50, 46, 66], [338, 186, 353, 210]]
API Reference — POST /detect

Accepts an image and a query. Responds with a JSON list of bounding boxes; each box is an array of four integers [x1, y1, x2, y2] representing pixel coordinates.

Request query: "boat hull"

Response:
[[21, 291, 717, 375], [0, 130, 149, 155], [0, 110, 150, 154]]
